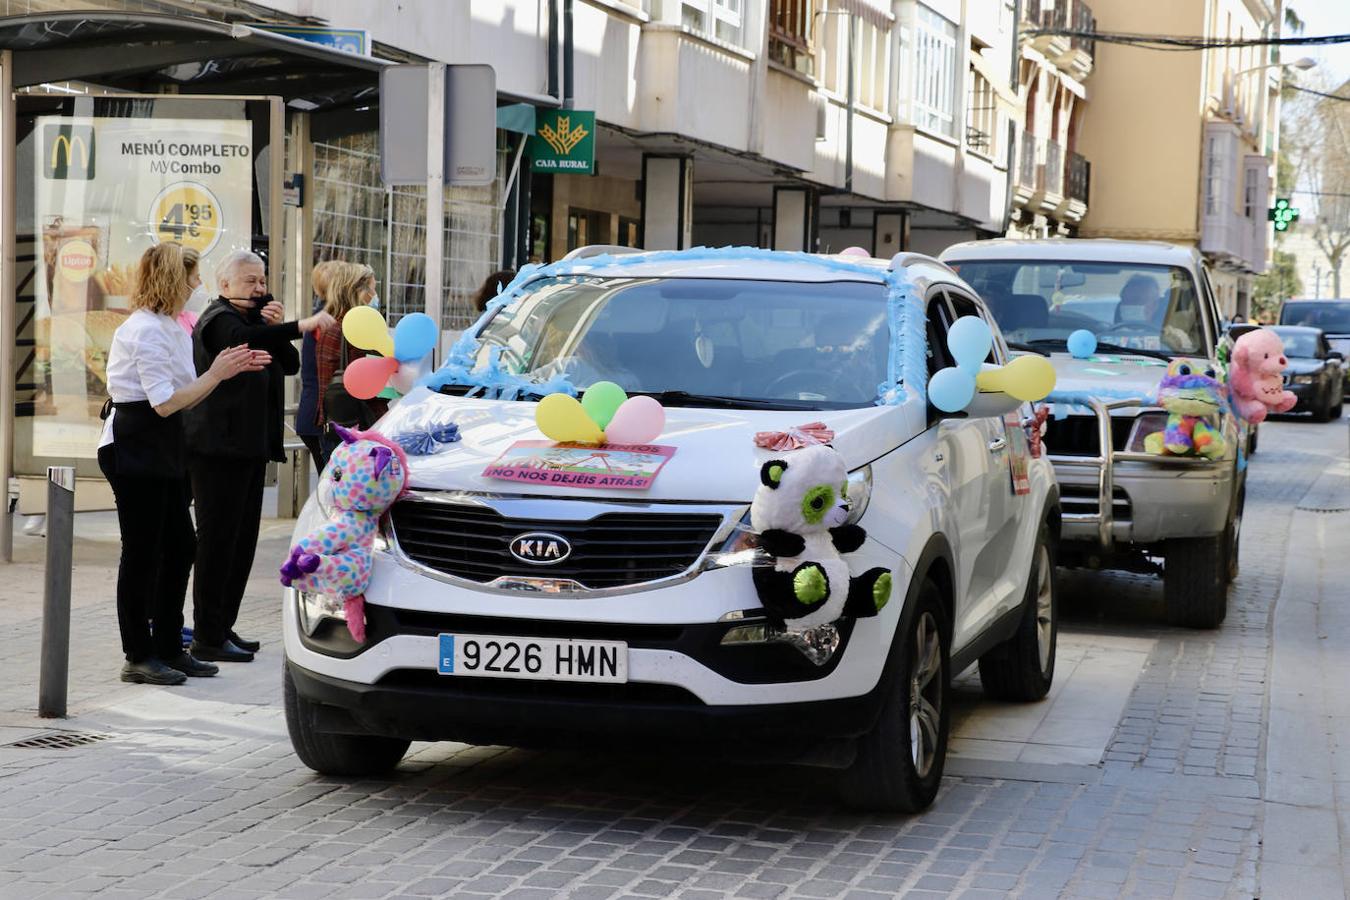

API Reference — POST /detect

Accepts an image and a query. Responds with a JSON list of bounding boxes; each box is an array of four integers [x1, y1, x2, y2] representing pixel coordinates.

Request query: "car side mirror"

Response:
[[1228, 323, 1260, 342], [965, 390, 1025, 419], [1328, 350, 1344, 361]]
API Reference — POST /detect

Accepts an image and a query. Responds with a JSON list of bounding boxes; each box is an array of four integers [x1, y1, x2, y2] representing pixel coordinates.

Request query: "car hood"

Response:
[[373, 387, 916, 503], [1039, 353, 1170, 413], [1284, 358, 1325, 376]]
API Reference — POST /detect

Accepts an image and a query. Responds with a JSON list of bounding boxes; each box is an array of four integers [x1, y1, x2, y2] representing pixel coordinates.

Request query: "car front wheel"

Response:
[[978, 524, 1056, 702], [284, 665, 410, 776], [839, 578, 950, 812]]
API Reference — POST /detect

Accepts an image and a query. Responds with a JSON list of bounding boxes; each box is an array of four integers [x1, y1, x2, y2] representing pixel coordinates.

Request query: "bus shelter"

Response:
[[0, 12, 390, 560]]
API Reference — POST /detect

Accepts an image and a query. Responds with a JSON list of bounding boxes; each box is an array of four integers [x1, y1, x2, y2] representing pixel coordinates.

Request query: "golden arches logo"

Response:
[[539, 116, 590, 156], [43, 124, 95, 179]]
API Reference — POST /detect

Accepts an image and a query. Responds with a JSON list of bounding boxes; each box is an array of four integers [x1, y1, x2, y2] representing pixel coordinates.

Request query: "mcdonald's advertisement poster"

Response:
[[32, 116, 252, 458]]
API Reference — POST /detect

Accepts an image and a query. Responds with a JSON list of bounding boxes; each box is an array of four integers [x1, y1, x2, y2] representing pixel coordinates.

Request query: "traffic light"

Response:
[[1268, 198, 1300, 232]]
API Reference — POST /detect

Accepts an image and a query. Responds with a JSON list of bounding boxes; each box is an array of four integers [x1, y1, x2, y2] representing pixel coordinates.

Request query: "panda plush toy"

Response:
[[750, 442, 893, 632]]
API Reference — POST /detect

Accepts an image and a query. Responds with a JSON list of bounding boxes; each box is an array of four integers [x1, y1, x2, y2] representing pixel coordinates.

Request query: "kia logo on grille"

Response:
[[509, 532, 572, 565]]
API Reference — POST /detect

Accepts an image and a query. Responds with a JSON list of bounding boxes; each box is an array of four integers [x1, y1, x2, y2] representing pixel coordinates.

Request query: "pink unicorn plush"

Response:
[[1230, 329, 1296, 424], [280, 425, 409, 641]]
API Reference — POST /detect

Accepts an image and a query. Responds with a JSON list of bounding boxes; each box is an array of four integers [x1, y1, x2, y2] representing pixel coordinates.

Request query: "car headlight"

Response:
[[845, 465, 872, 525], [295, 589, 346, 636], [1292, 374, 1315, 384], [1126, 412, 1168, 453]]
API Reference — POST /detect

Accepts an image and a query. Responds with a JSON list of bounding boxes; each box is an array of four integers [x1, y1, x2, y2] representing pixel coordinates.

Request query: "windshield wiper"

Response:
[[1025, 338, 1174, 362], [634, 390, 816, 411], [1004, 341, 1051, 356]]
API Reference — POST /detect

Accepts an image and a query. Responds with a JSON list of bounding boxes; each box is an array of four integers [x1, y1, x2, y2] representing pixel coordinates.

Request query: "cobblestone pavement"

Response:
[[0, 416, 1345, 900]]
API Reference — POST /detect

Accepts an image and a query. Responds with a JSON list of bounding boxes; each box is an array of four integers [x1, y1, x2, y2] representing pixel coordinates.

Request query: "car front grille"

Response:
[[1060, 484, 1132, 522], [1043, 415, 1135, 457], [389, 499, 724, 589]]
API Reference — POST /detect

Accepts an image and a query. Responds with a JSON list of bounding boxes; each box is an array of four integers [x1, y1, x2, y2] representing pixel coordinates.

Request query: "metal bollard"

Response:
[[38, 466, 74, 718]]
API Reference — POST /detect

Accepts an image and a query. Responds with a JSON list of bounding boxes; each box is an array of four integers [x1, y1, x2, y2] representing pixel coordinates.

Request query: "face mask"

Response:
[[185, 286, 211, 314], [369, 293, 381, 311]]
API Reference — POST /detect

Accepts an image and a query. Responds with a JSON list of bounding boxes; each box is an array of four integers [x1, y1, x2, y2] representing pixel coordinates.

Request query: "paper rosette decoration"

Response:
[[536, 382, 665, 445]]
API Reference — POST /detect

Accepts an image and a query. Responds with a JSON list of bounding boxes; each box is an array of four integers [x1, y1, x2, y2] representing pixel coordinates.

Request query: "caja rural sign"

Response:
[[531, 109, 596, 175]]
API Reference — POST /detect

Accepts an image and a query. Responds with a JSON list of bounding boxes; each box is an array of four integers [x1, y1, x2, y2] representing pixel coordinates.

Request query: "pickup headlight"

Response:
[[1292, 374, 1315, 385], [295, 590, 346, 636], [1126, 413, 1168, 453]]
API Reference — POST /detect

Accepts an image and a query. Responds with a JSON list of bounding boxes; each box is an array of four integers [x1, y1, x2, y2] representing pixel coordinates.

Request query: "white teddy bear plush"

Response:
[[750, 443, 892, 633]]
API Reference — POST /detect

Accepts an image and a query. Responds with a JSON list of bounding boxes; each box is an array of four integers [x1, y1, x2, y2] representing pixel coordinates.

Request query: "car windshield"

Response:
[[1271, 328, 1320, 358], [1279, 301, 1350, 334], [471, 276, 890, 409], [948, 260, 1207, 356]]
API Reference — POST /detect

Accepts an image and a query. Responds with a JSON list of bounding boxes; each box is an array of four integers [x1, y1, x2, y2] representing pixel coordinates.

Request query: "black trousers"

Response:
[[98, 445, 195, 663], [299, 434, 324, 475], [190, 455, 267, 646]]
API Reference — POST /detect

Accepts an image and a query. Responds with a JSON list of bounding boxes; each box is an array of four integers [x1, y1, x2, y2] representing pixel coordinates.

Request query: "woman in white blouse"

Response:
[[99, 243, 268, 686]]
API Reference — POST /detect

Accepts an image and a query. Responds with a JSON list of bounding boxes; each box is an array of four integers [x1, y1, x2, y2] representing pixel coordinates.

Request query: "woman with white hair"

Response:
[[184, 249, 334, 663], [100, 243, 269, 685]]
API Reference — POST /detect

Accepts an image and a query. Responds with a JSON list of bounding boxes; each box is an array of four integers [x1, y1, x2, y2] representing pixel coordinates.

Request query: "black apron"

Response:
[[101, 399, 186, 480]]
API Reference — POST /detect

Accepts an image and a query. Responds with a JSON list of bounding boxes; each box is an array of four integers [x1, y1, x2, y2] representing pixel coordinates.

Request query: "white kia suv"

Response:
[[283, 247, 1061, 811]]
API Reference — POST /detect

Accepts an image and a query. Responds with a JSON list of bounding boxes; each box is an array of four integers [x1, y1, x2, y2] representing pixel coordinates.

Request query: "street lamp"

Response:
[[1233, 56, 1318, 80]]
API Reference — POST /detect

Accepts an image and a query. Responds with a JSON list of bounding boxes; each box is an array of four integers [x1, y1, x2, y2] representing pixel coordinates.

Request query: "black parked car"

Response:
[[1278, 299, 1350, 389], [1270, 325, 1344, 422]]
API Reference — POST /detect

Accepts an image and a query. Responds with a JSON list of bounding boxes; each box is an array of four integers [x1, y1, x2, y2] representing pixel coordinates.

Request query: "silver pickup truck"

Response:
[[941, 239, 1246, 629]]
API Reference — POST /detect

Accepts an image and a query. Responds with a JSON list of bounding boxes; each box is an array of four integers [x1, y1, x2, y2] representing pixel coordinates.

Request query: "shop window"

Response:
[[618, 216, 641, 248], [567, 207, 611, 252], [911, 4, 958, 138]]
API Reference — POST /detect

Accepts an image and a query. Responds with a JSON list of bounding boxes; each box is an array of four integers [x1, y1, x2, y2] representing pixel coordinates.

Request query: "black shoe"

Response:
[[190, 639, 255, 663], [163, 652, 219, 677], [121, 659, 187, 685], [228, 631, 261, 653]]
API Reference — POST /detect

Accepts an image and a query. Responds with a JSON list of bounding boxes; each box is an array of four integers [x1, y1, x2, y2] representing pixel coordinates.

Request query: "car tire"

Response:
[[838, 578, 950, 813], [1331, 398, 1344, 420], [978, 524, 1057, 702], [1164, 534, 1228, 629], [284, 665, 410, 776], [1314, 397, 1331, 423], [1247, 425, 1258, 456]]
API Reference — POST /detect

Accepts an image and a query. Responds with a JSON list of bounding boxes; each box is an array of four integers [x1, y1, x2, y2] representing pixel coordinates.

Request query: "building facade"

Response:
[[1008, 0, 1094, 238], [1077, 0, 1283, 320]]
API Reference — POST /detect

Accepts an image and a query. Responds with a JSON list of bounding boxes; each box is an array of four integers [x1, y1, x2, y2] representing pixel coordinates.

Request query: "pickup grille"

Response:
[[1060, 484, 1132, 522], [1043, 415, 1135, 457], [389, 499, 723, 589]]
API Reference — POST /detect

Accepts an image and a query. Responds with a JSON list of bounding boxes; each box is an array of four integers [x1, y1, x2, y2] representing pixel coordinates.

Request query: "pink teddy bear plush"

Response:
[[1229, 329, 1296, 424], [280, 425, 409, 642]]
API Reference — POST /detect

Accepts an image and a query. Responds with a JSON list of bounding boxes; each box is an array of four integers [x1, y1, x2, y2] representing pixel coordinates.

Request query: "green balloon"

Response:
[[581, 381, 627, 429]]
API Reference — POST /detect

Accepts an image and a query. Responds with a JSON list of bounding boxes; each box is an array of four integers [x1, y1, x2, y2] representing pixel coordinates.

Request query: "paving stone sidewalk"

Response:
[[0, 417, 1345, 900]]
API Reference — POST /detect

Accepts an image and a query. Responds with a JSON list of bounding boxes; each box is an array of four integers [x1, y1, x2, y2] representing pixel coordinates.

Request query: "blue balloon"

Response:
[[1067, 329, 1097, 359], [948, 316, 993, 374], [393, 313, 438, 362], [928, 367, 977, 413]]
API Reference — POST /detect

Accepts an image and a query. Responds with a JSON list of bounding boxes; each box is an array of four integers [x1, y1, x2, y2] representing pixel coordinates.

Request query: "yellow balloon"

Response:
[[975, 355, 1056, 401], [343, 305, 392, 355], [536, 393, 605, 444]]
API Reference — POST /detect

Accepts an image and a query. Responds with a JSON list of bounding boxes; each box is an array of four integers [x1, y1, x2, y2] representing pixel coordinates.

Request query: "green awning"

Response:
[[496, 102, 536, 136]]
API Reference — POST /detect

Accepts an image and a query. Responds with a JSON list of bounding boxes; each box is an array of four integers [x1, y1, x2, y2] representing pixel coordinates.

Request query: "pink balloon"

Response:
[[839, 246, 870, 258], [604, 395, 665, 445], [343, 356, 399, 400]]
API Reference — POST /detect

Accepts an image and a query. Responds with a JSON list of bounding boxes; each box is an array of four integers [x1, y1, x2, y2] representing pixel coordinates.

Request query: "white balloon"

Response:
[[390, 361, 421, 395]]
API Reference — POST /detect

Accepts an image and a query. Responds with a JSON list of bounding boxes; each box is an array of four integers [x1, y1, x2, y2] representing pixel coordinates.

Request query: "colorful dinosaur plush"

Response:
[[280, 425, 409, 641], [750, 441, 892, 633], [1143, 358, 1228, 459], [1229, 328, 1296, 424]]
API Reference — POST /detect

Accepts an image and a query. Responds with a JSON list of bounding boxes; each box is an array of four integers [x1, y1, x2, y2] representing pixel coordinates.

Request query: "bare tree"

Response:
[[1283, 77, 1350, 297]]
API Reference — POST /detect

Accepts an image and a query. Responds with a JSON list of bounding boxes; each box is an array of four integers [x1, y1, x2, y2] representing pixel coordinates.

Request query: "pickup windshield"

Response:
[[472, 276, 890, 409], [948, 260, 1207, 356]]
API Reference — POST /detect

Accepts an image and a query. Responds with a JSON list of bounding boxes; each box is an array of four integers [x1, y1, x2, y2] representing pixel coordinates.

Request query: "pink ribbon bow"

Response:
[[753, 422, 835, 451]]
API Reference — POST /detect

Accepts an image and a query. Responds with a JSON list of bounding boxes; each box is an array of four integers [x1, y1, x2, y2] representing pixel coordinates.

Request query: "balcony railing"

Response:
[[768, 0, 813, 74], [1044, 138, 1064, 197], [1066, 151, 1090, 204], [1019, 130, 1039, 191], [1031, 0, 1095, 59]]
